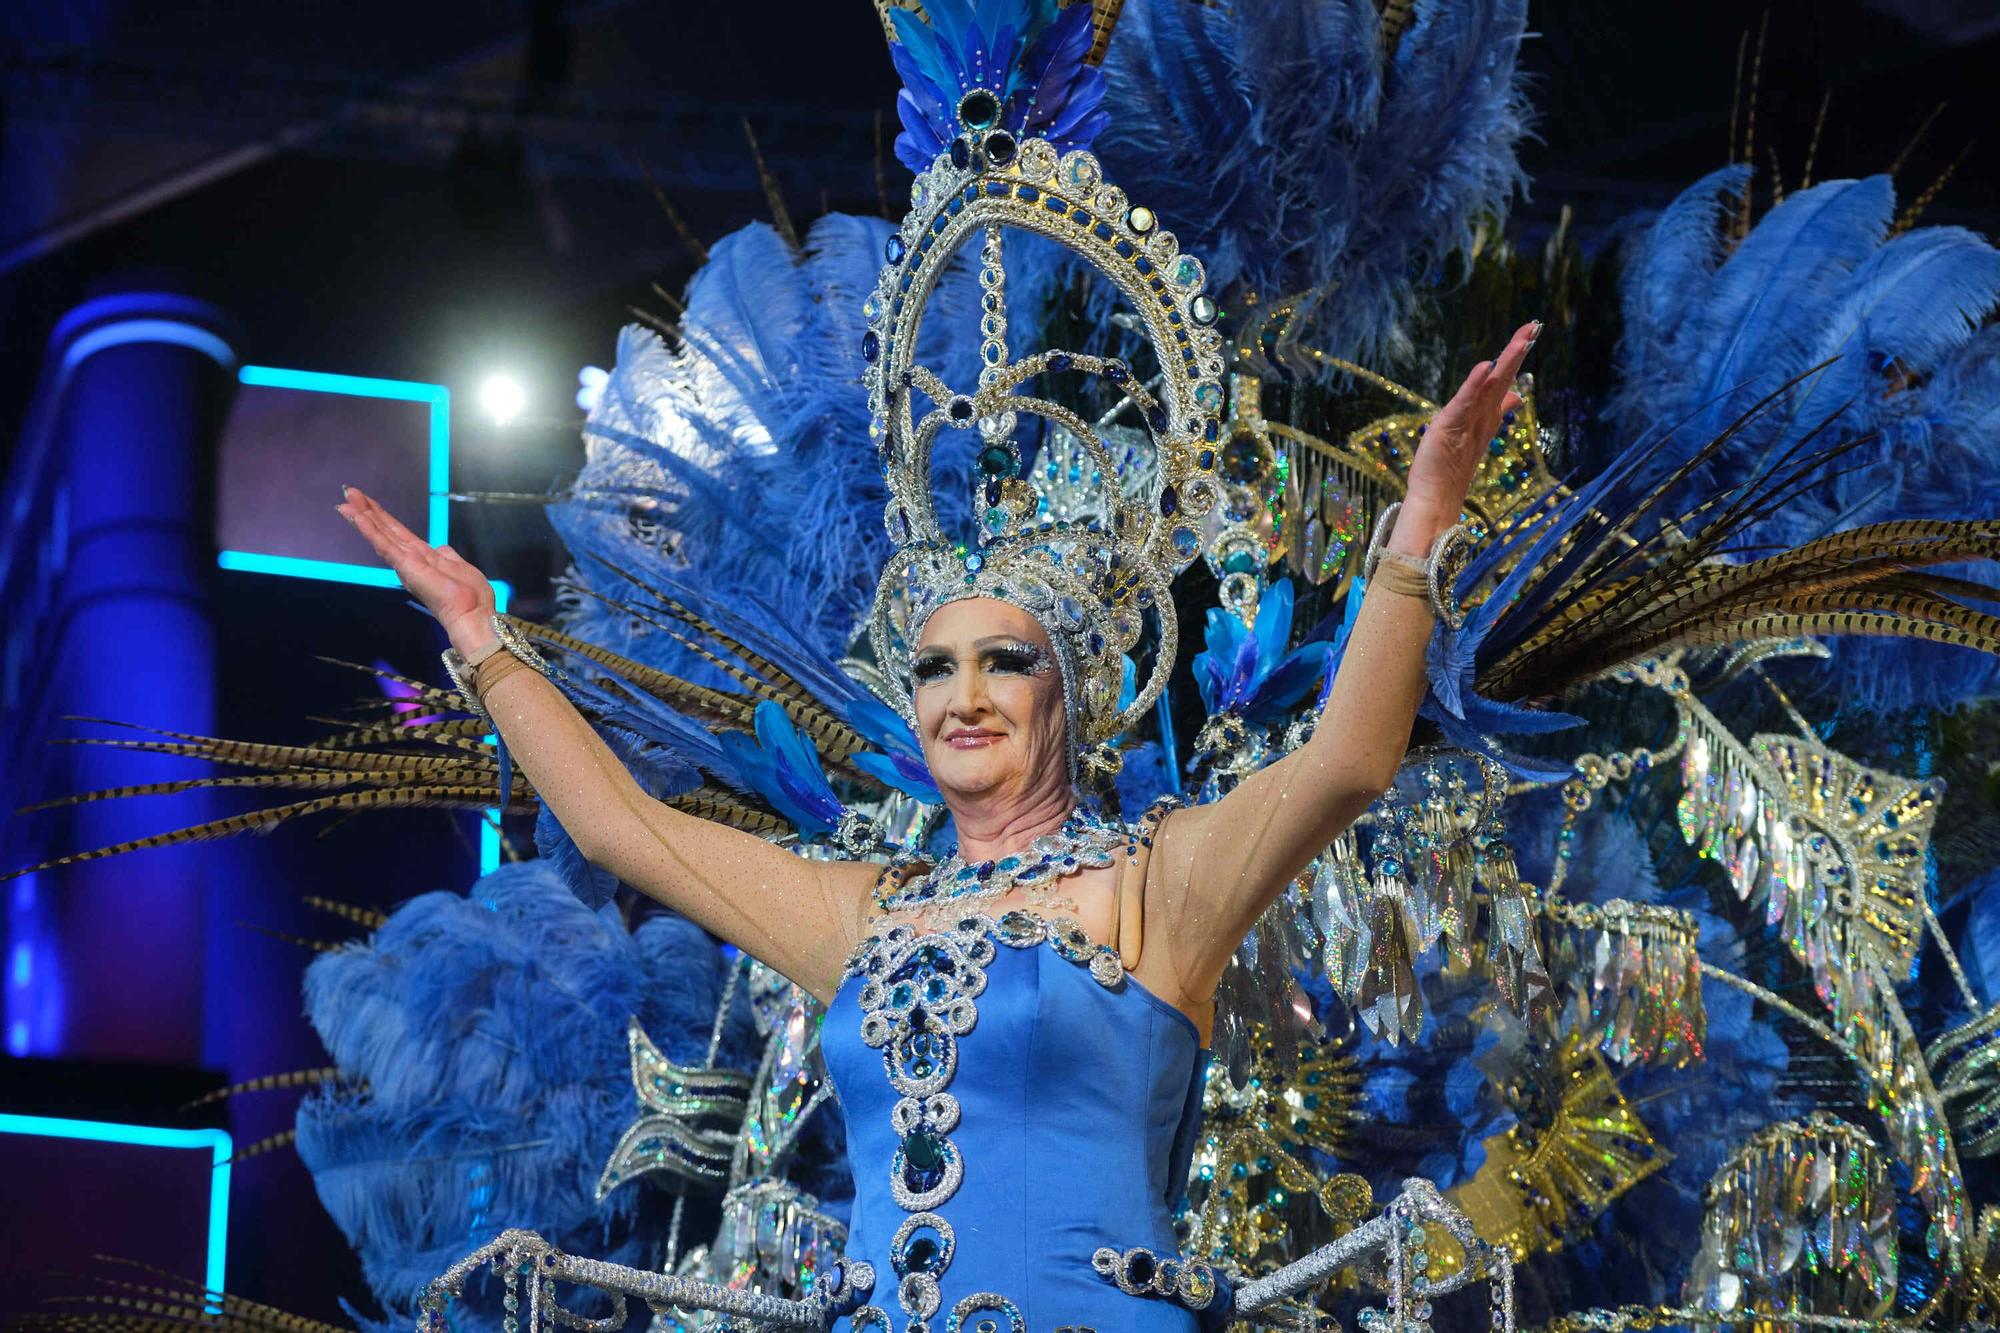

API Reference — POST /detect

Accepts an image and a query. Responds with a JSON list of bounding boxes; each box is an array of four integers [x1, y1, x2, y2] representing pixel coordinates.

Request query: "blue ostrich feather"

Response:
[[1094, 0, 1531, 363], [718, 700, 847, 839], [1608, 171, 2000, 708], [1192, 579, 1333, 723], [295, 863, 730, 1327], [887, 0, 1106, 173], [550, 214, 986, 687]]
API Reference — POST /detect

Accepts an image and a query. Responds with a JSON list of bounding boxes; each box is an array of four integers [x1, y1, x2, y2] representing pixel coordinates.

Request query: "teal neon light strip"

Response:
[[223, 360, 499, 874], [236, 365, 450, 546], [0, 1112, 231, 1293], [217, 549, 401, 589]]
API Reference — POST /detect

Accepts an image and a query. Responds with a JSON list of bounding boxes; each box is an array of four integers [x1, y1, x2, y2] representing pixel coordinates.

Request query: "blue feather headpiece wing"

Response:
[[886, 0, 1108, 172]]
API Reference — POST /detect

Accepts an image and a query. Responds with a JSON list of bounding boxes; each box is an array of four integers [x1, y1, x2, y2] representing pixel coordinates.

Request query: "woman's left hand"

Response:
[[1394, 319, 1541, 549]]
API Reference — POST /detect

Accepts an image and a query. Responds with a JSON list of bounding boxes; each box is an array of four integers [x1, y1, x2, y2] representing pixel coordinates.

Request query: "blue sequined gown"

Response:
[[822, 909, 1211, 1332]]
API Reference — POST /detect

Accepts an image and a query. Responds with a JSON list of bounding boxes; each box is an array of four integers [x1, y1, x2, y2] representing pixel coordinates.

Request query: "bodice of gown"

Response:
[[822, 910, 1210, 1332]]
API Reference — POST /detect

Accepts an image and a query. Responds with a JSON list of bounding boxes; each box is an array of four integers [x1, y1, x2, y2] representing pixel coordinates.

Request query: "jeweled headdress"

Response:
[[863, 1, 1228, 760]]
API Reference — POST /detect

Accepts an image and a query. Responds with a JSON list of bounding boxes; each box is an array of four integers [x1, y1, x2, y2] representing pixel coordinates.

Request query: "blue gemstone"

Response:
[[1049, 352, 1072, 372], [908, 1128, 944, 1176], [862, 331, 880, 362], [1160, 486, 1179, 516], [1104, 361, 1130, 383], [966, 553, 984, 572], [886, 235, 906, 264], [1147, 406, 1168, 431], [905, 1236, 941, 1273], [950, 137, 970, 168]]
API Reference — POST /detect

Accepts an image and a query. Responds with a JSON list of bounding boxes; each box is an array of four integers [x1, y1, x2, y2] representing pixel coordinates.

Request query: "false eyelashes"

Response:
[[909, 640, 1054, 685]]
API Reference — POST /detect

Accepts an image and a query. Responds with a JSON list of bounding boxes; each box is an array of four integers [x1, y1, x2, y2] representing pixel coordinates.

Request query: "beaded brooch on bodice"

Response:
[[837, 911, 1130, 1331]]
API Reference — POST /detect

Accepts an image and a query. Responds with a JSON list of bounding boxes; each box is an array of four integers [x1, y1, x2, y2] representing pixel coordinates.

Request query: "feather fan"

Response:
[[295, 863, 730, 1332], [551, 214, 986, 682], [1093, 0, 1531, 364], [1609, 169, 2000, 708]]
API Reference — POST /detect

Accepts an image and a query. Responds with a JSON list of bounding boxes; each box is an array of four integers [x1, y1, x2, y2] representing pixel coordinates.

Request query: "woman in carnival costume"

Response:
[[334, 18, 1537, 1328]]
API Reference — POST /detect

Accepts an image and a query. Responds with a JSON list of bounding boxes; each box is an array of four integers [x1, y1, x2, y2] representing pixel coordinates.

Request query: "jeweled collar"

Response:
[[871, 806, 1139, 914], [845, 909, 1127, 990]]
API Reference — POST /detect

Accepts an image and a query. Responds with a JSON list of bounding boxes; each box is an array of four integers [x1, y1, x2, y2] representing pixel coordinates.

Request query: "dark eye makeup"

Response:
[[909, 640, 1051, 684], [984, 642, 1048, 675]]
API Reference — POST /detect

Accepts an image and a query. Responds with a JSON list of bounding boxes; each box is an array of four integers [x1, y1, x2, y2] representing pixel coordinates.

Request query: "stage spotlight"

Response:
[[479, 373, 527, 425]]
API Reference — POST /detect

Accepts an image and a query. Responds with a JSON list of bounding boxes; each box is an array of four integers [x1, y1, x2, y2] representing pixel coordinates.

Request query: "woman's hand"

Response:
[[335, 485, 497, 653], [1391, 319, 1541, 554]]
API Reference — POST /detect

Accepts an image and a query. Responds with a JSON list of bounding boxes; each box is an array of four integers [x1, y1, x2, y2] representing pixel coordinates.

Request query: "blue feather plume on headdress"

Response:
[[1193, 579, 1334, 724], [550, 214, 987, 683], [886, 0, 1108, 173], [1092, 0, 1531, 362]]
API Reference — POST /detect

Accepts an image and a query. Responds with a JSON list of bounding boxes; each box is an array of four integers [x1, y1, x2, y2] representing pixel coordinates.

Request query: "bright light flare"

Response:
[[479, 373, 527, 425]]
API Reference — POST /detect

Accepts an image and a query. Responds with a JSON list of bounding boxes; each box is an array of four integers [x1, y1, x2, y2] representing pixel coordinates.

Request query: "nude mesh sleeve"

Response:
[[477, 656, 874, 1002], [1142, 581, 1440, 1006]]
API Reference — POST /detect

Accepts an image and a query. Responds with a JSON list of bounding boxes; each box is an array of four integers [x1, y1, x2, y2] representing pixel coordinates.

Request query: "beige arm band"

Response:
[[1367, 549, 1435, 602], [469, 646, 535, 700]]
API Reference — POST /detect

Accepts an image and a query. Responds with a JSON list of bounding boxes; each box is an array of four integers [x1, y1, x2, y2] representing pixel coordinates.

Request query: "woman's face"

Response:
[[911, 597, 1069, 808]]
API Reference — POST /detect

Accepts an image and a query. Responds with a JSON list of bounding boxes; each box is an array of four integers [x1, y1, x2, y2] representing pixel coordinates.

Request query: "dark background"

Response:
[[0, 0, 1995, 1322]]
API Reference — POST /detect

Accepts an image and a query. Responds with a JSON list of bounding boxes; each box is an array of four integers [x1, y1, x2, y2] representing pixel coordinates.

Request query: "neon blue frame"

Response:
[[217, 365, 511, 875], [232, 364, 450, 545], [0, 1112, 232, 1293]]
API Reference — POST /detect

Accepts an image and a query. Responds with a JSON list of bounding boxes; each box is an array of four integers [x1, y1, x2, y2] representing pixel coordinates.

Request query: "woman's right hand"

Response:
[[335, 485, 497, 654]]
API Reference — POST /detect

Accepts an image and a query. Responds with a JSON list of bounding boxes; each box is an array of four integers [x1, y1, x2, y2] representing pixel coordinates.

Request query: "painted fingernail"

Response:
[[341, 483, 353, 499]]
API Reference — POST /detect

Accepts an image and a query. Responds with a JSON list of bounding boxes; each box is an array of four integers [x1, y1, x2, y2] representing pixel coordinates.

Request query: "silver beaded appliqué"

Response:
[[844, 911, 1128, 1331]]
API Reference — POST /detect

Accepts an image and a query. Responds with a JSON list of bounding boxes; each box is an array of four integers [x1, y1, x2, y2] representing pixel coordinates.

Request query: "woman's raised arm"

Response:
[[1135, 321, 1541, 1006], [336, 486, 874, 1002]]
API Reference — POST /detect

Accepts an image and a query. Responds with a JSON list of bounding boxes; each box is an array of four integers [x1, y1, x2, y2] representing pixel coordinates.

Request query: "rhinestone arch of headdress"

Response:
[[863, 132, 1228, 748]]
